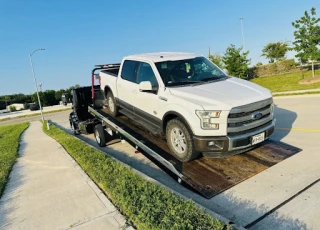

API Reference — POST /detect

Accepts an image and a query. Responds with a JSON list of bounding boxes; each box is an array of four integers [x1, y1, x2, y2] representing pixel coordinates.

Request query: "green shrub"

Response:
[[9, 105, 17, 112], [0, 122, 29, 197], [42, 121, 228, 230]]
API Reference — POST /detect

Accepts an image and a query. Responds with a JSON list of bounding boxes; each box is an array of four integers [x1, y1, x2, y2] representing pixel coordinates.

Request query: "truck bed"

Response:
[[97, 108, 301, 198]]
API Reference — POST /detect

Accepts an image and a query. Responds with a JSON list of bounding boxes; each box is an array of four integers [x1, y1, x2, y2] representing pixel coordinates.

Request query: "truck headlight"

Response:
[[196, 110, 221, 129], [270, 103, 274, 118]]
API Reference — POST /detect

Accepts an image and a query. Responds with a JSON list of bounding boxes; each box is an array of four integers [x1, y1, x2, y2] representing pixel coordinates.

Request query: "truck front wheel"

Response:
[[107, 92, 119, 117], [166, 119, 200, 162]]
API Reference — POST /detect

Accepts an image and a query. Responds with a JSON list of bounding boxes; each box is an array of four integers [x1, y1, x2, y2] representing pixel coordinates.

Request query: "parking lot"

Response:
[[2, 94, 319, 229]]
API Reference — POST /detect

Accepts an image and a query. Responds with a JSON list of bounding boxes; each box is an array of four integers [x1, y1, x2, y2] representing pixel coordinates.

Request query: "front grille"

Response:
[[228, 98, 273, 135], [228, 120, 273, 136], [228, 104, 270, 118], [228, 114, 270, 127]]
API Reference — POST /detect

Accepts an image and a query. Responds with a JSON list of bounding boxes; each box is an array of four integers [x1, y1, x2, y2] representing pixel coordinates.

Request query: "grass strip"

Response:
[[42, 121, 229, 230], [251, 69, 320, 92], [0, 122, 29, 197], [0, 108, 71, 122]]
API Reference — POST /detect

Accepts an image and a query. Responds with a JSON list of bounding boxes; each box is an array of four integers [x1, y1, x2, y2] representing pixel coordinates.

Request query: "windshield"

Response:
[[155, 56, 227, 87]]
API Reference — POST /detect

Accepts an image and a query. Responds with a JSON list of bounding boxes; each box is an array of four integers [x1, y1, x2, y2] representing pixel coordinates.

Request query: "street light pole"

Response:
[[29, 48, 45, 122], [38, 83, 42, 92], [240, 18, 246, 53]]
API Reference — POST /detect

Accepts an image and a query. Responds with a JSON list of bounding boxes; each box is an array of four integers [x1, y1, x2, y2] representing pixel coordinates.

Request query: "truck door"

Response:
[[117, 60, 138, 113], [132, 61, 162, 129]]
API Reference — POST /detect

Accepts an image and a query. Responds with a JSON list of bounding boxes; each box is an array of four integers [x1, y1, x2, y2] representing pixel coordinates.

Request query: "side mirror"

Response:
[[139, 81, 152, 92]]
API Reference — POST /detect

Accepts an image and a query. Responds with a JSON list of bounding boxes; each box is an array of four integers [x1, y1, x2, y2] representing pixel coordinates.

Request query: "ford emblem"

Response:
[[252, 112, 263, 120]]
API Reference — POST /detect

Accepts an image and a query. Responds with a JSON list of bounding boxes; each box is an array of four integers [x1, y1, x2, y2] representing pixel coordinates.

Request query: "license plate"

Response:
[[252, 132, 265, 145]]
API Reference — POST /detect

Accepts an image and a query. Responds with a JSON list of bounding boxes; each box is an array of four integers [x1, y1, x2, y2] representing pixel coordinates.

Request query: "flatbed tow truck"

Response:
[[69, 64, 301, 199]]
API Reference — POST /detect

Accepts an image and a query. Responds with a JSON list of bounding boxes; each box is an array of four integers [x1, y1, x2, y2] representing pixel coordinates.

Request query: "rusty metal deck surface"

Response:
[[98, 109, 302, 199]]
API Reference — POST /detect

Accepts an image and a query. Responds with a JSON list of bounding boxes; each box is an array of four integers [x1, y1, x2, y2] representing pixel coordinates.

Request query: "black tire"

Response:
[[166, 119, 200, 162], [106, 92, 119, 117], [94, 124, 107, 147], [70, 121, 80, 135]]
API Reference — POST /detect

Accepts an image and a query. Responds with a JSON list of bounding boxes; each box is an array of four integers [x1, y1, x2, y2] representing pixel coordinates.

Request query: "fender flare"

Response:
[[162, 111, 195, 134]]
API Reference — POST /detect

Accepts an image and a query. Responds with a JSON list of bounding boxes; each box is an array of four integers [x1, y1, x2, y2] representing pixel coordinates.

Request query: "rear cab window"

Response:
[[121, 60, 138, 82]]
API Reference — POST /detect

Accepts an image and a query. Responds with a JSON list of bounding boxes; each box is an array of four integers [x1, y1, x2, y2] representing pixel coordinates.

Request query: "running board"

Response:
[[119, 109, 161, 135]]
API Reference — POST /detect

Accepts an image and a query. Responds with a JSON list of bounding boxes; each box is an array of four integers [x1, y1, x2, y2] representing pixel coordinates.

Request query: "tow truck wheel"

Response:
[[107, 92, 119, 117], [70, 121, 80, 135], [166, 119, 200, 162], [94, 124, 107, 147]]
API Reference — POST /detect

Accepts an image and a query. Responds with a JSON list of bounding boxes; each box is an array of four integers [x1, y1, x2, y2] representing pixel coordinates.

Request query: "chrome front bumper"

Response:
[[193, 119, 276, 157]]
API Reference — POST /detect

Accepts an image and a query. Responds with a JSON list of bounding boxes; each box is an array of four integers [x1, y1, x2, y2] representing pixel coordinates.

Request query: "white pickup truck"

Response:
[[98, 52, 276, 162]]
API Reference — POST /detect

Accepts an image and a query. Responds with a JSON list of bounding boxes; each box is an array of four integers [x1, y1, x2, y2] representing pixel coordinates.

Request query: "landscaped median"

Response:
[[42, 121, 230, 230], [0, 122, 29, 197]]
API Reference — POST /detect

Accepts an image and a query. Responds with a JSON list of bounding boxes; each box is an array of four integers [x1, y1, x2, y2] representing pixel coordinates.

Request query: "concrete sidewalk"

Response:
[[0, 121, 133, 230]]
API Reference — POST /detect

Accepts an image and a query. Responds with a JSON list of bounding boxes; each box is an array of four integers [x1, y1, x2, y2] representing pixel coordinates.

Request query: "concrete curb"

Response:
[[272, 88, 320, 95], [48, 121, 245, 230]]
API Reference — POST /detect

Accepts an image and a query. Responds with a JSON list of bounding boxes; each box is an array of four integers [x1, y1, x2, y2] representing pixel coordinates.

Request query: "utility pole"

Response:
[[240, 18, 246, 53]]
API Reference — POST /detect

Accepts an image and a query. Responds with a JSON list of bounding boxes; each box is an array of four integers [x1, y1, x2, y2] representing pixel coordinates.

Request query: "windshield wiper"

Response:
[[167, 81, 201, 86], [201, 77, 225, 82]]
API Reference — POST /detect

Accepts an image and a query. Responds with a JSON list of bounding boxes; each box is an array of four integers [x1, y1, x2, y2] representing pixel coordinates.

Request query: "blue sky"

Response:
[[0, 0, 319, 95]]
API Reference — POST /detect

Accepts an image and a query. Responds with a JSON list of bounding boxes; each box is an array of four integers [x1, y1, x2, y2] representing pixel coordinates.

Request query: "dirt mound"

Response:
[[299, 76, 320, 84]]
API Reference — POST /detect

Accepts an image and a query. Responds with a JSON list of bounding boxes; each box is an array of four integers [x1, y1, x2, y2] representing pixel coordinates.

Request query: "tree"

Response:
[[55, 89, 66, 102], [43, 90, 58, 106], [208, 53, 224, 69], [292, 7, 320, 77], [262, 42, 288, 63], [222, 44, 251, 79], [256, 62, 263, 66]]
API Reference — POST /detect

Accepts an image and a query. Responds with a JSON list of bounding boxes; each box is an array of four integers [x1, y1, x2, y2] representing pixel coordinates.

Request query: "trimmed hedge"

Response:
[[0, 122, 29, 197], [42, 121, 229, 230]]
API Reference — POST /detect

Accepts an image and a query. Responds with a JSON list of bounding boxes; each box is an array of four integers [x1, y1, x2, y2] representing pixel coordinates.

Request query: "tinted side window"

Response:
[[121, 60, 137, 82], [136, 62, 158, 87]]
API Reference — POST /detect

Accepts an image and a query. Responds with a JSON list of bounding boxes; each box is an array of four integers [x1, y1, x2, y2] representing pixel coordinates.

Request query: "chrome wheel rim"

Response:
[[95, 130, 101, 144], [170, 127, 186, 154], [108, 96, 114, 113]]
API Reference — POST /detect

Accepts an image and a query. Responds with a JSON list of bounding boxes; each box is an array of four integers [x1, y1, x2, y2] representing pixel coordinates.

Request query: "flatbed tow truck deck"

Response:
[[90, 107, 301, 198]]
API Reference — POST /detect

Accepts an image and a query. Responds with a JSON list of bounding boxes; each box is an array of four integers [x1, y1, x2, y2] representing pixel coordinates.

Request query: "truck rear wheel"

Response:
[[107, 92, 119, 117], [166, 119, 200, 162], [94, 124, 107, 147]]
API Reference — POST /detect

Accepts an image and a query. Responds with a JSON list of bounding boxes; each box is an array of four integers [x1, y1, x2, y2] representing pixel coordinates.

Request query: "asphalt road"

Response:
[[2, 95, 319, 229]]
